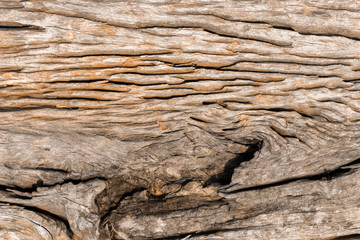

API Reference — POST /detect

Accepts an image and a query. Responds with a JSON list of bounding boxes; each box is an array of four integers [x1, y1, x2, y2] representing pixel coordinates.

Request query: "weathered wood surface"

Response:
[[1, 0, 360, 239]]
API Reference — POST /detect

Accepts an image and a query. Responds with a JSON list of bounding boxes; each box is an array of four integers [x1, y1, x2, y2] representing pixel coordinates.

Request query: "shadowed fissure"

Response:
[[204, 141, 263, 187], [329, 233, 360, 240], [220, 157, 360, 194]]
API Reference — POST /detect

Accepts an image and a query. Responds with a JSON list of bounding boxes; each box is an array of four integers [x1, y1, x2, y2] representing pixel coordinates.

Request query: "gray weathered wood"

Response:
[[1, 0, 360, 239]]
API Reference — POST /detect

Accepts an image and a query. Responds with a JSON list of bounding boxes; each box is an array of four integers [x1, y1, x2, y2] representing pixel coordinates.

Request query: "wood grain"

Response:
[[1, 0, 360, 239]]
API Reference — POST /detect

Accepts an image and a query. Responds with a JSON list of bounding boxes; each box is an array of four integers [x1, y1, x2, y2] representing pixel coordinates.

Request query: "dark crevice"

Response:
[[8, 95, 113, 102], [7, 194, 32, 200], [117, 70, 194, 76], [317, 75, 344, 78], [251, 107, 296, 112], [298, 31, 360, 42], [202, 101, 217, 105], [0, 24, 44, 31], [308, 168, 353, 181], [48, 79, 107, 84], [221, 163, 357, 194], [0, 106, 60, 112], [182, 77, 263, 83], [235, 20, 270, 25], [222, 127, 240, 131], [0, 201, 74, 238], [138, 26, 203, 30], [204, 142, 262, 187], [0, 68, 23, 73], [50, 176, 107, 189], [26, 87, 128, 93], [22, 167, 70, 173], [189, 116, 210, 123], [43, 96, 113, 101], [55, 52, 173, 58], [343, 157, 360, 168], [0, 181, 41, 195], [221, 100, 251, 104], [0, 176, 106, 196], [329, 234, 360, 240], [272, 25, 296, 31], [65, 88, 129, 93], [108, 80, 170, 86]]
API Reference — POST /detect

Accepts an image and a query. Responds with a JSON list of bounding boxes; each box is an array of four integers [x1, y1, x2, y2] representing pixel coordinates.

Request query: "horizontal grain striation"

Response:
[[0, 0, 359, 195], [0, 2, 358, 170]]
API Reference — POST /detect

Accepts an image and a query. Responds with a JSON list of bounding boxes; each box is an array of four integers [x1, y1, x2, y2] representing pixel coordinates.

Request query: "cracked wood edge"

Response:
[[0, 0, 360, 239]]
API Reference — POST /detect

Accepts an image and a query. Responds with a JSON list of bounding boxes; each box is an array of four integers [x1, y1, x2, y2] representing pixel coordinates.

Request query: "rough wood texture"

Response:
[[1, 0, 360, 239]]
